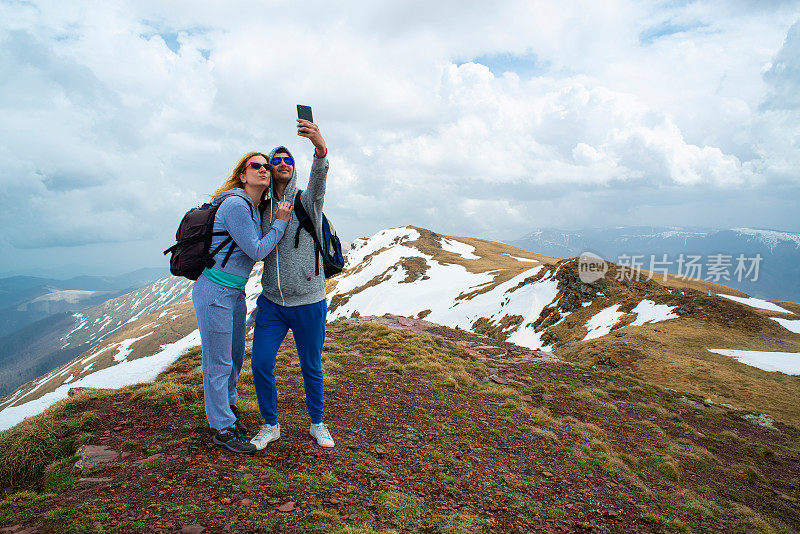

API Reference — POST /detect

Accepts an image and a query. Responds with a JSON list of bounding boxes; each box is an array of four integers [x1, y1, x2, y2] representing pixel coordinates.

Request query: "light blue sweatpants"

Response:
[[191, 274, 246, 431]]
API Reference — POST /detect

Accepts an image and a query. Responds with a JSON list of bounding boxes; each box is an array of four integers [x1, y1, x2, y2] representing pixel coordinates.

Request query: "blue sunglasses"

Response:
[[271, 156, 294, 166]]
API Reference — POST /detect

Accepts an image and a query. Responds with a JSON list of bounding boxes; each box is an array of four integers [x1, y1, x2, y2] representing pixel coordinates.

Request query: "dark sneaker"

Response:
[[213, 427, 256, 454], [230, 404, 248, 436]]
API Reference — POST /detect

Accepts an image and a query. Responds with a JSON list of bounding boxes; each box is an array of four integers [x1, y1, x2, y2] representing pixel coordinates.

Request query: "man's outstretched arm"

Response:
[[298, 119, 329, 217]]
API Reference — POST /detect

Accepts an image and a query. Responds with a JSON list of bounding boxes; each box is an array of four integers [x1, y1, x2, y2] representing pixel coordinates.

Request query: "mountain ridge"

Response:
[[2, 226, 799, 431], [507, 226, 800, 301]]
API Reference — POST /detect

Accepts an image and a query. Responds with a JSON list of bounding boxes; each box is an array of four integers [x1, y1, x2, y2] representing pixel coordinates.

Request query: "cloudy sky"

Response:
[[1, 0, 798, 277]]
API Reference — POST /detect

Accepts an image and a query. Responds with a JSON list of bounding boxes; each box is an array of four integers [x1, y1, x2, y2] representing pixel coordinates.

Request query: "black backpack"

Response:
[[293, 190, 345, 278], [163, 197, 253, 280]]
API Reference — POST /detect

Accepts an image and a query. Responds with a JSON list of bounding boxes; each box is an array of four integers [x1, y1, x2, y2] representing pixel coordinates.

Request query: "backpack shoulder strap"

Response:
[[210, 194, 255, 268], [293, 190, 318, 244], [293, 189, 323, 276]]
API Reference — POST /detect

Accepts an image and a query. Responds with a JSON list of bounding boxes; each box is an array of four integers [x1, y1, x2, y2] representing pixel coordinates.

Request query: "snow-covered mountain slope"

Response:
[[329, 227, 800, 427], [59, 276, 195, 349], [732, 228, 800, 251], [0, 276, 198, 398], [328, 226, 709, 351], [0, 273, 229, 430]]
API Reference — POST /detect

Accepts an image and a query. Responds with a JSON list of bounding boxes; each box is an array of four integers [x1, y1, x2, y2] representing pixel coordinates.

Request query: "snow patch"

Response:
[[583, 305, 625, 340], [440, 238, 479, 259], [112, 332, 154, 362], [718, 295, 793, 314], [707, 348, 800, 375], [629, 300, 679, 326], [771, 318, 800, 334], [503, 254, 537, 263]]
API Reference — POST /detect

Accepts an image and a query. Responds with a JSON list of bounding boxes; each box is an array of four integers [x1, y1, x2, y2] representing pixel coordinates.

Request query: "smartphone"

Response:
[[297, 105, 313, 122]]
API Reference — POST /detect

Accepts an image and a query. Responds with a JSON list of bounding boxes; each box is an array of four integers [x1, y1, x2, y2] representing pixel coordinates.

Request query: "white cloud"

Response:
[[0, 1, 798, 274]]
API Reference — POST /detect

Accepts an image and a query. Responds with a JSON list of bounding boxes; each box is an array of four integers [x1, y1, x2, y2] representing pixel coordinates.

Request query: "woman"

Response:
[[191, 152, 293, 454]]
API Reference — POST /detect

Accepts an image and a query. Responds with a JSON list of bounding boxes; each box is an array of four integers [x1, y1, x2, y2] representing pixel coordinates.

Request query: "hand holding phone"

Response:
[[296, 105, 326, 155]]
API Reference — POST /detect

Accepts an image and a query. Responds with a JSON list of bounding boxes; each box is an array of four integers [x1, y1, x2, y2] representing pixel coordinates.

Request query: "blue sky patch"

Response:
[[639, 20, 705, 45], [464, 52, 550, 78]]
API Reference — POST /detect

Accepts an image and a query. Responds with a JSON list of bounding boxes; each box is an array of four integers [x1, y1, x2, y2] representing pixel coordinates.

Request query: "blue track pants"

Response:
[[251, 295, 326, 425], [191, 274, 245, 430]]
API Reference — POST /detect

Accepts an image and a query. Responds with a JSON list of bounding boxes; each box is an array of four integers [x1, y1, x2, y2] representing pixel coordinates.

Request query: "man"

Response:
[[250, 118, 334, 449]]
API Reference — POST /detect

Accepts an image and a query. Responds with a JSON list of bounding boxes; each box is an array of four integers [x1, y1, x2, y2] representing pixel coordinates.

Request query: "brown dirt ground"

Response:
[[2, 318, 799, 533]]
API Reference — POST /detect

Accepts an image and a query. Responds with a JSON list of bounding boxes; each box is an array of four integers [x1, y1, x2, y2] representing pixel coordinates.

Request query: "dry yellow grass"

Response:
[[637, 268, 749, 297], [557, 317, 800, 426]]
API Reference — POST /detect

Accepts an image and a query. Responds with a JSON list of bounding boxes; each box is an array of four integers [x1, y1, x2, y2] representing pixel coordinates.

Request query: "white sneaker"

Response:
[[309, 422, 334, 448], [250, 423, 280, 450]]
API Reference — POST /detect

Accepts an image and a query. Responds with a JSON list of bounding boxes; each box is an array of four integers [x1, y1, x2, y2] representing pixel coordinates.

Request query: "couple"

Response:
[[191, 119, 333, 455]]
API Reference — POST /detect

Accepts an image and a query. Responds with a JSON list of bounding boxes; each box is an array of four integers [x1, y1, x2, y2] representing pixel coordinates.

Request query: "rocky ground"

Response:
[[1, 316, 799, 533]]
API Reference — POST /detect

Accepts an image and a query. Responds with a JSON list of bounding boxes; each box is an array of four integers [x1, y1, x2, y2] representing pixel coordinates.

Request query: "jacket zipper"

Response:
[[272, 195, 286, 306]]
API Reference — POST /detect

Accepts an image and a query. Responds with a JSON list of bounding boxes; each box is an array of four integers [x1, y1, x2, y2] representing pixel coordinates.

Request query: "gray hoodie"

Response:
[[260, 146, 329, 306]]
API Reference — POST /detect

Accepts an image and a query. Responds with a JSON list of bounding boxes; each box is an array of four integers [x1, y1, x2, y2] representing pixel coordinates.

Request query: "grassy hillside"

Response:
[[2, 317, 799, 533], [525, 259, 800, 428]]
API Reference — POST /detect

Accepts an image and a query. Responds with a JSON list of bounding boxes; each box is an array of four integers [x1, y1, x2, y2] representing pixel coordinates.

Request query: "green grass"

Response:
[[43, 456, 78, 494]]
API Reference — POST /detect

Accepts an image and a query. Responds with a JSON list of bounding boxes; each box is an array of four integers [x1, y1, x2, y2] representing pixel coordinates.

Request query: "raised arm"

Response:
[[297, 119, 329, 218]]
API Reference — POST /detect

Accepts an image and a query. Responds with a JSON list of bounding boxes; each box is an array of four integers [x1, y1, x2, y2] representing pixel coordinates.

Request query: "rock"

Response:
[[540, 394, 553, 402], [743, 413, 777, 430], [67, 386, 94, 397], [289, 359, 301, 366], [488, 375, 508, 385], [373, 445, 387, 457], [76, 445, 119, 470], [242, 473, 255, 482], [268, 498, 280, 504], [277, 501, 296, 512], [520, 395, 533, 402], [180, 525, 205, 534], [241, 498, 254, 506], [328, 498, 341, 505], [542, 471, 555, 478]]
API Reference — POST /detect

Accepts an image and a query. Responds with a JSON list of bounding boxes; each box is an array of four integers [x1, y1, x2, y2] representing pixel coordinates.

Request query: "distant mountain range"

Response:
[[507, 227, 800, 301], [0, 268, 175, 397], [0, 267, 167, 338]]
